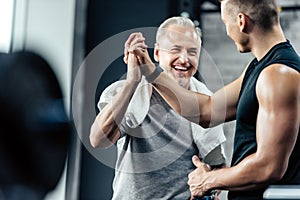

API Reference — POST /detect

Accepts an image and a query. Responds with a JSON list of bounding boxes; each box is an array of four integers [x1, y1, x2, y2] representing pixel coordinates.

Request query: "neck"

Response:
[[250, 25, 286, 61]]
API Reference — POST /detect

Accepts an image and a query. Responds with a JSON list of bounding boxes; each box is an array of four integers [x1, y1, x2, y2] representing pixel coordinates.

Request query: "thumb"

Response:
[[192, 155, 202, 167]]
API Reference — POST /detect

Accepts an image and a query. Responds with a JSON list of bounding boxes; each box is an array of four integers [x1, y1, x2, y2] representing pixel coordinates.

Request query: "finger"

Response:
[[190, 185, 203, 199], [192, 155, 202, 168], [129, 44, 148, 55], [123, 56, 128, 64], [124, 33, 135, 54], [128, 38, 147, 53], [124, 33, 141, 63], [130, 42, 148, 50], [125, 33, 140, 48], [124, 32, 143, 51], [124, 34, 146, 63], [129, 36, 145, 45]]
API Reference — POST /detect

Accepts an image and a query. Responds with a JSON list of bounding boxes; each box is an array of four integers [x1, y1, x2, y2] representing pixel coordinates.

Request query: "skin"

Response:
[[90, 24, 202, 148], [90, 33, 146, 148], [127, 0, 300, 199], [90, 23, 226, 199], [154, 24, 200, 89]]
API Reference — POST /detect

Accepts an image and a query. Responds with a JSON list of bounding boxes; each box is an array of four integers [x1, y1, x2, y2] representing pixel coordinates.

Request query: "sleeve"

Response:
[[97, 80, 126, 111], [96, 80, 128, 137], [97, 79, 151, 129]]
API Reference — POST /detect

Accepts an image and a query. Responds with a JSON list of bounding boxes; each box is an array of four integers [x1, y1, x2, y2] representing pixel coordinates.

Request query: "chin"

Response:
[[176, 79, 189, 89], [237, 40, 251, 53], [238, 46, 251, 53]]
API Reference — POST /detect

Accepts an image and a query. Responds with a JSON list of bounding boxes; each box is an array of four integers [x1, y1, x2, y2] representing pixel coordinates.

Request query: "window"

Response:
[[0, 0, 14, 53]]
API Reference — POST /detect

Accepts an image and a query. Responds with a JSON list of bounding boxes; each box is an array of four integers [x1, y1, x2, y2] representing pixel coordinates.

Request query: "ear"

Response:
[[154, 43, 160, 62], [237, 13, 247, 32]]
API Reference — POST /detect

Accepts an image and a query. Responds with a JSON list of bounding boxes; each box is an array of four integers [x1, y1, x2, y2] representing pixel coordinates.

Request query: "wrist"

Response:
[[145, 65, 163, 83], [137, 53, 156, 76], [124, 79, 140, 88]]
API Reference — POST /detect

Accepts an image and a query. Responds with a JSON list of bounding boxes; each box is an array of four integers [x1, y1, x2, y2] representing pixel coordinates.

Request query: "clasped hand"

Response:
[[123, 32, 156, 82]]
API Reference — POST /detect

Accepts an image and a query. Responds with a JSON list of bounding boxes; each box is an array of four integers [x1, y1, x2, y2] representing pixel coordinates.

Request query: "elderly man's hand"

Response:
[[123, 32, 147, 64], [124, 32, 156, 77]]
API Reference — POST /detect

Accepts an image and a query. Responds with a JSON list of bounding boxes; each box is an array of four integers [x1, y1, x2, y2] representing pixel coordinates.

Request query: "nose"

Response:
[[178, 50, 189, 63]]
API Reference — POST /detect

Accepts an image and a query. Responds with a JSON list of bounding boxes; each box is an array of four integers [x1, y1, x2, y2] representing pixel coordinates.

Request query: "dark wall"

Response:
[[80, 1, 178, 199]]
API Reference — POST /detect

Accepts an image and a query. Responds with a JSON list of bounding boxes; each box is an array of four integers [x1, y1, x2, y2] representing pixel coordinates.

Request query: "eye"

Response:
[[188, 50, 198, 56], [169, 47, 181, 54]]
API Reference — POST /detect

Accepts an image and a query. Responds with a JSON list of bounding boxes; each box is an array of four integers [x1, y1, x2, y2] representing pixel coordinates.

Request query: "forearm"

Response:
[[90, 80, 139, 148], [132, 39, 224, 127], [153, 73, 215, 126], [204, 154, 279, 192], [141, 58, 225, 127]]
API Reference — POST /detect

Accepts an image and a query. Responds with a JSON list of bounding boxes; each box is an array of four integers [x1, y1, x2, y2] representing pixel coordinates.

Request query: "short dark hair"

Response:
[[220, 0, 279, 31]]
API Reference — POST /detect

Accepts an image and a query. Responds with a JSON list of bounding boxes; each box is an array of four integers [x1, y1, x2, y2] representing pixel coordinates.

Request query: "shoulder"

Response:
[[256, 64, 300, 104], [190, 77, 212, 95], [258, 64, 299, 88]]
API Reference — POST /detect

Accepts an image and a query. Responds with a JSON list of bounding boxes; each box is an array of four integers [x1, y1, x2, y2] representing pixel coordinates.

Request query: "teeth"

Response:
[[174, 66, 188, 71]]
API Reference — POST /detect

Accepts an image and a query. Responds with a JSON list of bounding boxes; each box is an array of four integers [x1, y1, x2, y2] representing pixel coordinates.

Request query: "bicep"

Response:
[[255, 65, 300, 174]]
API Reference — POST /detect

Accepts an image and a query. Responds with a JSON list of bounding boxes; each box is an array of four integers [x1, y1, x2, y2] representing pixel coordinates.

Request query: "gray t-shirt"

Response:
[[112, 89, 225, 200]]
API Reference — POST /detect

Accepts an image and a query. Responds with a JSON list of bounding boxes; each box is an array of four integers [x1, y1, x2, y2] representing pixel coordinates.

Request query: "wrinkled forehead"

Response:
[[158, 25, 201, 48]]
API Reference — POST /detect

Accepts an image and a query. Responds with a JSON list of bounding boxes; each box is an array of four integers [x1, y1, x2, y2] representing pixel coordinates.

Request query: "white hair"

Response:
[[156, 16, 202, 43]]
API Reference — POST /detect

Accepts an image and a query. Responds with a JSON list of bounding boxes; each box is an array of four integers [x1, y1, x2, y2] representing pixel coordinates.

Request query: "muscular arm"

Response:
[[188, 64, 300, 195], [149, 59, 243, 127], [128, 32, 244, 127]]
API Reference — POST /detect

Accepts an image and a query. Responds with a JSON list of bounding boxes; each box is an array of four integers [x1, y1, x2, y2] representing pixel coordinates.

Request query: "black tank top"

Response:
[[230, 41, 300, 199]]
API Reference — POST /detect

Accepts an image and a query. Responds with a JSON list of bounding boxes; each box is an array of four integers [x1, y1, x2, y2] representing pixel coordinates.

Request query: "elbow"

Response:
[[90, 137, 100, 148], [199, 100, 214, 128], [89, 122, 115, 149], [89, 131, 113, 149], [90, 132, 100, 148], [89, 123, 102, 148], [198, 114, 212, 128], [89, 123, 118, 148], [199, 121, 210, 128], [264, 166, 286, 183], [256, 163, 287, 184]]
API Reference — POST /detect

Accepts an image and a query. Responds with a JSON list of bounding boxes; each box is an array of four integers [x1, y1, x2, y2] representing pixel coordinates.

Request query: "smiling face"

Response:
[[154, 24, 201, 89]]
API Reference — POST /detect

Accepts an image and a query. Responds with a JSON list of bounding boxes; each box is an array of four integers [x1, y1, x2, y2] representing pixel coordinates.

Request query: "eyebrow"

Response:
[[171, 45, 199, 50]]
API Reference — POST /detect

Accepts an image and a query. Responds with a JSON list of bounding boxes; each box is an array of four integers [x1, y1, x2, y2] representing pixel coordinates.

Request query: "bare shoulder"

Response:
[[256, 64, 300, 104], [261, 63, 299, 76]]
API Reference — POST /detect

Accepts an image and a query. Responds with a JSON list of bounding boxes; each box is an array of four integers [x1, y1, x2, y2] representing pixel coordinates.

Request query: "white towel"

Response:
[[97, 76, 226, 157]]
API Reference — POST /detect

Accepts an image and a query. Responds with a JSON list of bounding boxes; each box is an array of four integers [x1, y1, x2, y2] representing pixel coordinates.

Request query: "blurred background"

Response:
[[0, 0, 299, 199]]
